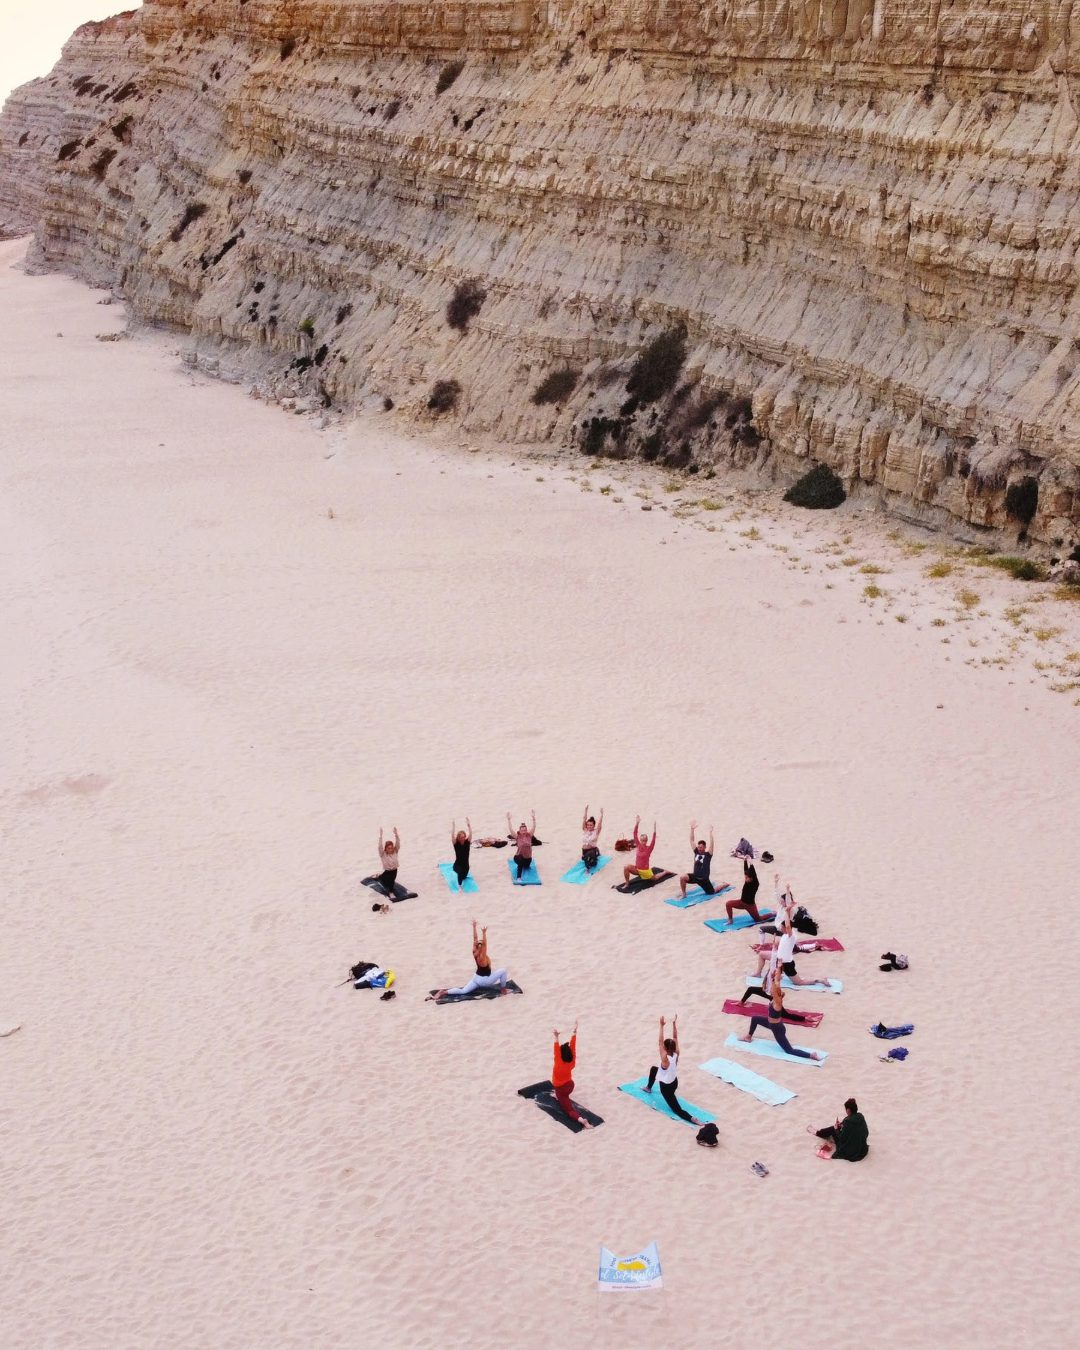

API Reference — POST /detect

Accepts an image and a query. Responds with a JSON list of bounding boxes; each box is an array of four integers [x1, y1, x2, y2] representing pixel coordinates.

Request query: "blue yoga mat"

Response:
[[743, 972, 842, 994], [617, 1075, 715, 1126], [724, 1030, 826, 1067], [560, 856, 612, 884], [704, 909, 775, 933], [508, 859, 541, 886], [699, 1057, 795, 1106], [438, 863, 478, 894], [665, 883, 733, 909]]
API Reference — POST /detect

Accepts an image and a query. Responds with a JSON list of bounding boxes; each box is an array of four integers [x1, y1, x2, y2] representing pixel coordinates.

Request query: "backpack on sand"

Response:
[[696, 1123, 719, 1148]]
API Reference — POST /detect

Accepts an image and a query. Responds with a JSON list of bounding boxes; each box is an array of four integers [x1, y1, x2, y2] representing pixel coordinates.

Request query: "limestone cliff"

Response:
[[3, 0, 1080, 545]]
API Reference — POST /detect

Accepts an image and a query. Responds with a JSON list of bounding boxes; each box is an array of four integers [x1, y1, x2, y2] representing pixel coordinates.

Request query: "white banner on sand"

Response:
[[597, 1242, 662, 1291]]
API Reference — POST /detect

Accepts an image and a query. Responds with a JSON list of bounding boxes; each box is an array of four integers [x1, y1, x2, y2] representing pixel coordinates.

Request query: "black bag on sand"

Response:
[[792, 906, 818, 936], [696, 1123, 719, 1148]]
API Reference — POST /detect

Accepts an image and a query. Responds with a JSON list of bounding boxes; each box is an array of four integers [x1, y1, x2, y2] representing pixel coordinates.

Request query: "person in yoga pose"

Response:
[[450, 818, 472, 889], [811, 1098, 869, 1160], [736, 963, 811, 1023], [581, 806, 604, 872], [746, 917, 830, 992], [644, 1015, 705, 1125], [434, 920, 510, 999], [507, 811, 537, 880], [679, 821, 715, 896], [622, 816, 658, 885], [376, 827, 401, 894], [551, 1021, 594, 1128], [740, 981, 823, 1060], [725, 855, 762, 922]]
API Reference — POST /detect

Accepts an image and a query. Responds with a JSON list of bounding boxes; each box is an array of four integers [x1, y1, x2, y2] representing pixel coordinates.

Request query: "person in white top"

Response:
[[644, 1015, 705, 1125], [581, 804, 604, 872]]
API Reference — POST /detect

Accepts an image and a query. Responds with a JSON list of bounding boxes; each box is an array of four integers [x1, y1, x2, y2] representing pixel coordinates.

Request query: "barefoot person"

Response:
[[740, 980, 824, 1060], [745, 918, 830, 992], [507, 811, 537, 881], [725, 855, 762, 922], [434, 920, 511, 999], [551, 1021, 594, 1128], [622, 816, 658, 886], [644, 1015, 705, 1125], [581, 806, 604, 873], [376, 827, 401, 894], [679, 821, 715, 897], [451, 818, 472, 889], [811, 1098, 869, 1160]]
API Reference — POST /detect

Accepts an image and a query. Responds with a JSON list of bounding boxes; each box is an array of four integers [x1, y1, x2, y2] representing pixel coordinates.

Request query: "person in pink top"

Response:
[[622, 816, 657, 885]]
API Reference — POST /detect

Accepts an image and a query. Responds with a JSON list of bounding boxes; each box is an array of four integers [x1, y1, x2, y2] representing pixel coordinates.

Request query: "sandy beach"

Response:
[[2, 234, 1079, 1349]]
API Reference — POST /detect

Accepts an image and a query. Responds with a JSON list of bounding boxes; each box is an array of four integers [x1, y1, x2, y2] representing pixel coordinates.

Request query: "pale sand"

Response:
[[2, 235, 1079, 1349]]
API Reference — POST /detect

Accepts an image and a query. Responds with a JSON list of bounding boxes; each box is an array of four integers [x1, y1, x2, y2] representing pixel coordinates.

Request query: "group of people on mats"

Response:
[[374, 812, 869, 1161]]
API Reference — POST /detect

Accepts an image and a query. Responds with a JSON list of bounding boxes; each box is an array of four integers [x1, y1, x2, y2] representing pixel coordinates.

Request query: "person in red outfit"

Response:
[[551, 1022, 594, 1129]]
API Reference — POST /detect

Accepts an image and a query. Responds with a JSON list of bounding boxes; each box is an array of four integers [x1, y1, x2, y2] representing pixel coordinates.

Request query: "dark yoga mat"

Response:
[[428, 980, 523, 1005], [613, 869, 675, 894], [516, 1080, 603, 1132], [362, 876, 418, 902]]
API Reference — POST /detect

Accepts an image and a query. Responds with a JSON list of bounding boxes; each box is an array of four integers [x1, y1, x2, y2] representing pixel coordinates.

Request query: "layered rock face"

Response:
[[3, 0, 1080, 544]]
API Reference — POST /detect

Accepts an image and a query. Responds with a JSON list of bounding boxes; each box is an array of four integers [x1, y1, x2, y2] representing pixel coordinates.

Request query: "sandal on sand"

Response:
[[751, 1161, 769, 1177]]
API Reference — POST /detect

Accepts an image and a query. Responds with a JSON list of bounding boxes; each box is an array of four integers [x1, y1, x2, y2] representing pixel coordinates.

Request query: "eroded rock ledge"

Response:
[[3, 0, 1080, 545]]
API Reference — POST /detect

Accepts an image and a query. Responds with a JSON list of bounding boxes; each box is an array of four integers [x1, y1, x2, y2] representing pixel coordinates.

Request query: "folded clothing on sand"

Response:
[[871, 1022, 914, 1039], [698, 1057, 795, 1106]]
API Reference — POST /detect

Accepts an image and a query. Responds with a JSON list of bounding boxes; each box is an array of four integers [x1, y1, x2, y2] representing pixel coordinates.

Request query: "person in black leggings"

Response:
[[724, 857, 761, 922], [644, 1015, 705, 1125], [450, 818, 472, 889], [740, 983, 823, 1060]]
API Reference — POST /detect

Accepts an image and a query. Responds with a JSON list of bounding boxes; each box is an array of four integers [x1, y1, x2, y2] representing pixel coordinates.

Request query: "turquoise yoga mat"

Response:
[[664, 883, 733, 909], [617, 1075, 715, 1126], [438, 863, 478, 894], [724, 1030, 826, 1067], [508, 859, 541, 886], [698, 1057, 795, 1106], [703, 909, 775, 932], [561, 856, 612, 884], [743, 972, 843, 994]]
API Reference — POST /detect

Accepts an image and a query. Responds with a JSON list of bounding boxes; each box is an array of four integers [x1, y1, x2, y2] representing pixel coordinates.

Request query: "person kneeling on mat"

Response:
[[725, 856, 762, 923], [581, 805, 604, 872], [507, 810, 538, 880], [551, 1021, 594, 1128], [451, 817, 472, 889], [810, 1098, 869, 1161], [679, 821, 715, 897], [435, 920, 511, 999], [622, 816, 658, 885], [644, 1015, 706, 1125], [376, 826, 402, 894]]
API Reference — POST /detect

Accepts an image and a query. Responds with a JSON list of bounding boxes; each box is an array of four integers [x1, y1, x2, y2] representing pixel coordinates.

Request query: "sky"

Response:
[[0, 3, 140, 108]]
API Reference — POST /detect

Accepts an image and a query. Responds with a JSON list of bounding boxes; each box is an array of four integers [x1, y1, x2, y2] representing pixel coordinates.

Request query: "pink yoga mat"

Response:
[[722, 998, 824, 1028], [752, 938, 844, 954]]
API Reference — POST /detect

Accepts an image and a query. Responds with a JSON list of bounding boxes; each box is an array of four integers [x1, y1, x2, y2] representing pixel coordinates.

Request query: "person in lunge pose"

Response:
[[679, 821, 715, 897], [507, 810, 537, 880], [725, 854, 762, 922], [450, 818, 472, 889], [644, 1015, 705, 1125], [581, 806, 604, 872], [433, 920, 510, 999], [551, 1021, 594, 1128], [622, 816, 658, 885], [740, 980, 823, 1060]]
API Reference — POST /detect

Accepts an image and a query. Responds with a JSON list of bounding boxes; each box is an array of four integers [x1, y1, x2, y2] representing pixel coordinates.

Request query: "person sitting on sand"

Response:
[[451, 818, 472, 889], [551, 1021, 594, 1128], [377, 826, 401, 894], [581, 806, 604, 872], [725, 855, 762, 923], [434, 920, 510, 999], [507, 811, 537, 880], [644, 1015, 706, 1125], [740, 981, 824, 1060], [622, 816, 658, 885], [679, 821, 715, 897], [811, 1098, 869, 1161]]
